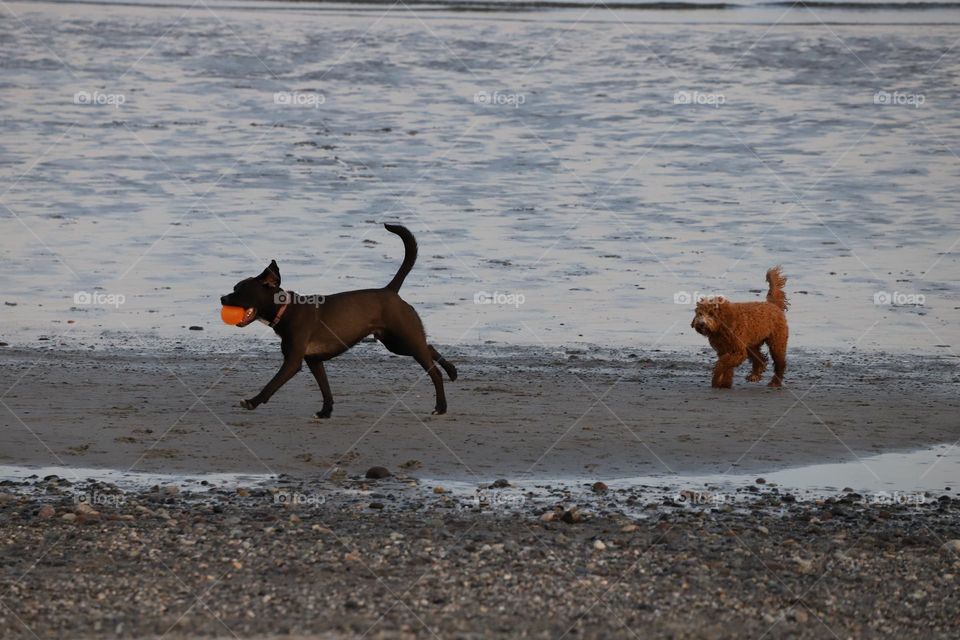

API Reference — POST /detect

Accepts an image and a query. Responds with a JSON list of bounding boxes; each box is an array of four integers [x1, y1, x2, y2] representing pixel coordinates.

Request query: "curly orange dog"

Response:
[[690, 267, 789, 388]]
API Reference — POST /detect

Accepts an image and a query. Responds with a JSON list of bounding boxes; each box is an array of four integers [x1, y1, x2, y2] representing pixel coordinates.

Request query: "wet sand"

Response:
[[1, 345, 957, 483]]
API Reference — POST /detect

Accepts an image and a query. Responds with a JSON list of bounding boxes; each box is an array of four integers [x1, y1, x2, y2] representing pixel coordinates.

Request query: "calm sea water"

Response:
[[1, 0, 958, 354]]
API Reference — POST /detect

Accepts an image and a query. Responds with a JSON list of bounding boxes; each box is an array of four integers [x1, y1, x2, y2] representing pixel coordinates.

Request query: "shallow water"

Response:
[[597, 443, 960, 495], [1, 0, 958, 355], [3, 443, 957, 500], [426, 443, 960, 497], [0, 464, 271, 492]]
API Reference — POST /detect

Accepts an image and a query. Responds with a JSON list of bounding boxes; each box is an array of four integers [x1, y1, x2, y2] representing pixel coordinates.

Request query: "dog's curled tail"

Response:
[[766, 266, 789, 311], [384, 223, 418, 292]]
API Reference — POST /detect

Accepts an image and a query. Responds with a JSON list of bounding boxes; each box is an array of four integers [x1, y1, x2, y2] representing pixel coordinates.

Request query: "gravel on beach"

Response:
[[1, 475, 958, 639]]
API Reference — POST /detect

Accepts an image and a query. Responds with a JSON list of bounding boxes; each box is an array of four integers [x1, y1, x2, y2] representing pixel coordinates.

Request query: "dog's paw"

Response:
[[767, 380, 783, 388], [240, 398, 257, 410], [745, 373, 762, 382], [431, 408, 447, 416], [315, 410, 332, 419]]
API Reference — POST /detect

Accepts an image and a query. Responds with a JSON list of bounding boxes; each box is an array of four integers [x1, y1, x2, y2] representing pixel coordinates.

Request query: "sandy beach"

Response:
[[2, 345, 957, 483]]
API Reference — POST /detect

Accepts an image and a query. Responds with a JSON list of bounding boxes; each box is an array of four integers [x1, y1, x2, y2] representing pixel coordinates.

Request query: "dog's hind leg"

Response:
[[305, 355, 334, 418], [379, 332, 448, 415], [712, 350, 746, 388], [766, 333, 787, 387], [745, 344, 767, 382], [429, 345, 458, 381], [414, 350, 448, 415]]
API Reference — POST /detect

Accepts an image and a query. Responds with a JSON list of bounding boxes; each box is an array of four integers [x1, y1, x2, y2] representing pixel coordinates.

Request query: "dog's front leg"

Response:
[[241, 344, 305, 410], [305, 355, 334, 418], [712, 351, 745, 389], [711, 358, 727, 388]]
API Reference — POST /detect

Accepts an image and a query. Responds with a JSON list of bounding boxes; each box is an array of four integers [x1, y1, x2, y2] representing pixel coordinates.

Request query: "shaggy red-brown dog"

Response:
[[690, 267, 789, 388]]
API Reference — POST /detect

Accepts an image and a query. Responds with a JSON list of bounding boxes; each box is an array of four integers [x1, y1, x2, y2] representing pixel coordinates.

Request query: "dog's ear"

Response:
[[257, 260, 281, 288]]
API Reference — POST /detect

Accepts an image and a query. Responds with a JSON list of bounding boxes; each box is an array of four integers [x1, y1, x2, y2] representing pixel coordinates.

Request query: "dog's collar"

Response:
[[268, 302, 289, 328]]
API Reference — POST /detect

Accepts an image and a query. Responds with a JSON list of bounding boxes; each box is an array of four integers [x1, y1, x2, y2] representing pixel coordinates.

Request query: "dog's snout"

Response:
[[220, 295, 229, 305]]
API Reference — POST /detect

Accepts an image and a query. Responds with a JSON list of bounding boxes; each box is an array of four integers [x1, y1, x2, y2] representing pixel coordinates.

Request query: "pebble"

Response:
[[756, 478, 767, 485], [365, 466, 391, 479], [593, 539, 607, 551], [560, 508, 583, 524], [75, 502, 98, 516], [794, 558, 815, 574], [38, 505, 55, 519], [433, 486, 446, 494], [591, 482, 608, 493], [491, 479, 510, 489], [940, 540, 960, 555], [541, 511, 557, 522], [61, 513, 77, 523]]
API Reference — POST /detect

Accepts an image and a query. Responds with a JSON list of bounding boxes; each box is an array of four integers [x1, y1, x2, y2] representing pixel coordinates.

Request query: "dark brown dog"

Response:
[[220, 224, 457, 417], [690, 267, 789, 389]]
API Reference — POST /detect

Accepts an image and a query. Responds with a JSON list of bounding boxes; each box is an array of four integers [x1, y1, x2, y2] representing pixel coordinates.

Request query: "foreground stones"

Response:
[[0, 477, 958, 639]]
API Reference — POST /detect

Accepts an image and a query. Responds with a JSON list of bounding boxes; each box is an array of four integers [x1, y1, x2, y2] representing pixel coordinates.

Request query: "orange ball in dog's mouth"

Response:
[[221, 305, 256, 326]]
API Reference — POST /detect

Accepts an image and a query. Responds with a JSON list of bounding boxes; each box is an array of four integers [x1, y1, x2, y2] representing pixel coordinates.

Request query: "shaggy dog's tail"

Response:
[[766, 266, 789, 311]]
